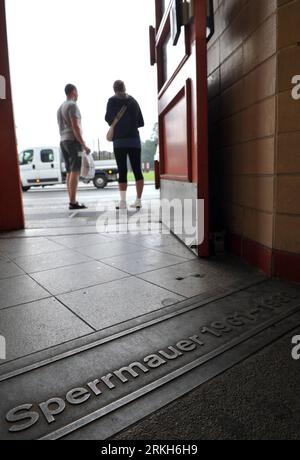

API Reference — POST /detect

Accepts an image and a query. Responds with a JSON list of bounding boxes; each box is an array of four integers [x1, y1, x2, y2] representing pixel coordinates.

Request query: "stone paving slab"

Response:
[[129, 234, 187, 249], [76, 241, 146, 261], [155, 243, 198, 260], [24, 213, 73, 221], [0, 253, 9, 262], [48, 234, 112, 249], [25, 220, 97, 229], [0, 298, 93, 362], [31, 261, 129, 296], [138, 258, 266, 298], [0, 260, 25, 280], [102, 249, 188, 275], [57, 276, 184, 331], [0, 228, 101, 238], [0, 238, 65, 258], [0, 275, 50, 310], [12, 249, 92, 274]]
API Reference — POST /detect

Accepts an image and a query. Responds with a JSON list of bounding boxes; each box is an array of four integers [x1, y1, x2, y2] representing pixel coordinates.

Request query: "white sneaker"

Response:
[[116, 200, 127, 210], [130, 199, 142, 209]]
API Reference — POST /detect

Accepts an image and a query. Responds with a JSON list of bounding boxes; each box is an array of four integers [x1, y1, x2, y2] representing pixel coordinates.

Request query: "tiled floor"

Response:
[[57, 277, 184, 331], [48, 234, 112, 248], [75, 240, 145, 260], [138, 258, 263, 298], [31, 260, 129, 295], [102, 248, 188, 275], [0, 237, 66, 258], [0, 298, 93, 361], [13, 249, 91, 274], [0, 274, 50, 310], [0, 259, 25, 280], [0, 218, 267, 365]]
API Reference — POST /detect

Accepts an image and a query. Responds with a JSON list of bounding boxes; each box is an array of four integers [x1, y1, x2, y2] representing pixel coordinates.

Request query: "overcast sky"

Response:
[[6, 0, 157, 152]]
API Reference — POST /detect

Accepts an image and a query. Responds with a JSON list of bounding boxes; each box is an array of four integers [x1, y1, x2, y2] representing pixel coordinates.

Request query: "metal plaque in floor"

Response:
[[0, 279, 300, 440]]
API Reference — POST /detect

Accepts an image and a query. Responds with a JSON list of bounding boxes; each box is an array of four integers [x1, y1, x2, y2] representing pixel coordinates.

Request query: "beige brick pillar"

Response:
[[274, 0, 300, 282]]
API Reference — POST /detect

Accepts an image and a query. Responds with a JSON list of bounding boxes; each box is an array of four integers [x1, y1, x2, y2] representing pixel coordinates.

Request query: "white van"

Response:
[[19, 146, 118, 191], [19, 147, 64, 191]]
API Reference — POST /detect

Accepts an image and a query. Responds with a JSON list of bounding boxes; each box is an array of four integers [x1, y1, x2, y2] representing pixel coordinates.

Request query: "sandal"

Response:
[[69, 202, 87, 210]]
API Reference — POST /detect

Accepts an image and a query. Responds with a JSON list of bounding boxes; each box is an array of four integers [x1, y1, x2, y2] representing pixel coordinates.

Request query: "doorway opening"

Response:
[[6, 0, 159, 228]]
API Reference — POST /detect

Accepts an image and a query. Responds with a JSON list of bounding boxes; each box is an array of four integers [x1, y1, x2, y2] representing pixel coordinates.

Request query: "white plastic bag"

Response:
[[80, 153, 95, 180]]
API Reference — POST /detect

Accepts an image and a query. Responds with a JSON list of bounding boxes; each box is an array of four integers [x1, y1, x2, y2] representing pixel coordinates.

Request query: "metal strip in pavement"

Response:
[[39, 303, 300, 440], [1, 282, 299, 440]]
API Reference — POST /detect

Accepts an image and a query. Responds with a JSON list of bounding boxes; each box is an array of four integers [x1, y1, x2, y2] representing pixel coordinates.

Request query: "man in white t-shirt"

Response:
[[57, 84, 90, 210]]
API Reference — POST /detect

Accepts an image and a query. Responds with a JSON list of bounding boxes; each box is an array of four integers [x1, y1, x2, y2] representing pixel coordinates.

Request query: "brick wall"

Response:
[[274, 0, 300, 281], [207, 0, 299, 279]]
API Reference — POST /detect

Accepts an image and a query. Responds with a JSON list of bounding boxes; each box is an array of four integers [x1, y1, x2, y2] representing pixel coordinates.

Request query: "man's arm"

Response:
[[70, 116, 90, 153], [68, 103, 90, 153]]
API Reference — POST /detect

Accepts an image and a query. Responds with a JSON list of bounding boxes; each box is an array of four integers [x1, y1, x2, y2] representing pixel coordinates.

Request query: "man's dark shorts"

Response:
[[60, 140, 82, 173]]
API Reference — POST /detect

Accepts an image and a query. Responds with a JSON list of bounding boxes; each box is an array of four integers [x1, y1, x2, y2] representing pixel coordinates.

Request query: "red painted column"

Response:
[[0, 0, 24, 232]]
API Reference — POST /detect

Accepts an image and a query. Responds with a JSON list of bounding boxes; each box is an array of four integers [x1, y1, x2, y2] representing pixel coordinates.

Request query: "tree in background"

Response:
[[92, 151, 115, 161], [141, 122, 158, 169], [151, 122, 159, 144]]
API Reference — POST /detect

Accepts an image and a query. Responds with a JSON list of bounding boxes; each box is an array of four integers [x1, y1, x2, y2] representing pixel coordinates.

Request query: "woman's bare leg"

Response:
[[136, 179, 144, 200], [119, 182, 128, 202]]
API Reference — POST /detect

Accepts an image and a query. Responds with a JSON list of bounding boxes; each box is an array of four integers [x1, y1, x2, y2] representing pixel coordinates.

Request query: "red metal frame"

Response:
[[159, 79, 193, 182], [0, 0, 24, 232], [154, 0, 210, 257], [194, 0, 209, 256]]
